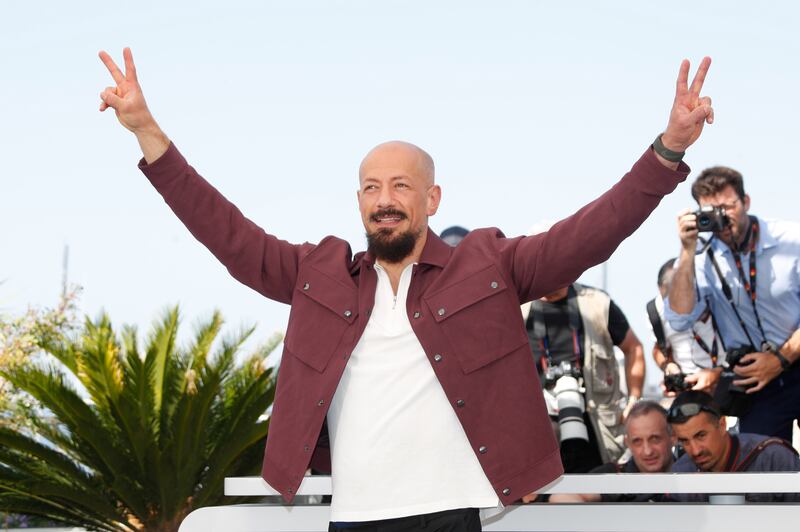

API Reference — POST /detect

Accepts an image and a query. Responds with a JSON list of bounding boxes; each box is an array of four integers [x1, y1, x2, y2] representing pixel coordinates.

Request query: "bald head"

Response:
[[359, 141, 435, 186]]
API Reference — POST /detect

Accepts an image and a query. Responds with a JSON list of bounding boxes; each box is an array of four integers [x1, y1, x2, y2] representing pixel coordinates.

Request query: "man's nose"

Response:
[[377, 186, 394, 208]]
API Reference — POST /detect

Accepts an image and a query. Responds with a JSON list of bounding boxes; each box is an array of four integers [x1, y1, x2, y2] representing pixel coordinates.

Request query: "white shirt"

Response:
[[326, 262, 499, 522], [654, 294, 721, 373]]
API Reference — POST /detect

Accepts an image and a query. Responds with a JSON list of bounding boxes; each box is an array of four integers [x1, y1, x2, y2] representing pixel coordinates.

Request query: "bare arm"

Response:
[[668, 210, 700, 314], [549, 493, 601, 503], [620, 329, 645, 399]]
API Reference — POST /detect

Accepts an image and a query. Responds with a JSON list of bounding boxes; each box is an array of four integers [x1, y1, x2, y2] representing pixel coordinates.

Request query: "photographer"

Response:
[[666, 167, 800, 441], [648, 258, 724, 395], [522, 283, 645, 473], [668, 391, 800, 502]]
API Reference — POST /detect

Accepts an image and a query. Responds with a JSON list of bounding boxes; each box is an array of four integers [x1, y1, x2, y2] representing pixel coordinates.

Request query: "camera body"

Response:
[[695, 205, 729, 233], [664, 372, 691, 393], [543, 360, 582, 388], [713, 345, 756, 416]]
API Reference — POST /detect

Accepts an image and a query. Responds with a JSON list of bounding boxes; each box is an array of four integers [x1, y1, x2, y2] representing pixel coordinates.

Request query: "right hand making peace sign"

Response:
[[661, 57, 713, 153]]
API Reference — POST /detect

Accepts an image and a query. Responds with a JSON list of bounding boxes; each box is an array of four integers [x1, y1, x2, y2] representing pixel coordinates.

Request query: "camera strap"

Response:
[[529, 285, 582, 371], [706, 217, 767, 349], [691, 305, 721, 367]]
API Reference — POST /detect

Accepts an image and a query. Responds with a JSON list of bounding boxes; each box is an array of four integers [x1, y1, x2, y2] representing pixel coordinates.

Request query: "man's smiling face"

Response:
[[358, 141, 441, 264]]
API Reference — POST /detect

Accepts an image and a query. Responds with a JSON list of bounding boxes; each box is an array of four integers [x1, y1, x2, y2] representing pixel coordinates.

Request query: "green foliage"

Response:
[[0, 307, 280, 531]]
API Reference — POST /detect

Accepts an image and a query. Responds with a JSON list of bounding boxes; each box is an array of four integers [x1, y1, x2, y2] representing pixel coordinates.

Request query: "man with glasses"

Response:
[[666, 167, 800, 440], [668, 391, 800, 502]]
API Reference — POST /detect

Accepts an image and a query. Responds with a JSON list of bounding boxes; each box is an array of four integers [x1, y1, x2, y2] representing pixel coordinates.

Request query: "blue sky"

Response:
[[2, 1, 799, 394]]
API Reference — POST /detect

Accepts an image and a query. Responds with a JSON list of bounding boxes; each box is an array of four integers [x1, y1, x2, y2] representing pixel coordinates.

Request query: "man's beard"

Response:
[[366, 227, 421, 264]]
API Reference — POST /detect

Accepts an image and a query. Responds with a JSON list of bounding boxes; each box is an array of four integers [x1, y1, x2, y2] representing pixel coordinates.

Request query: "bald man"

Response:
[[99, 49, 713, 531]]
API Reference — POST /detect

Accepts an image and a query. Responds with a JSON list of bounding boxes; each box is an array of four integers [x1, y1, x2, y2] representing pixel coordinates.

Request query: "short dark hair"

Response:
[[657, 258, 676, 290], [625, 400, 670, 434], [691, 166, 746, 203], [667, 390, 722, 425]]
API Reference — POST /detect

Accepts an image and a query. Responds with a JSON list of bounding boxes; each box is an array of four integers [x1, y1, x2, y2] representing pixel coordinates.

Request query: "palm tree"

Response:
[[0, 307, 279, 531]]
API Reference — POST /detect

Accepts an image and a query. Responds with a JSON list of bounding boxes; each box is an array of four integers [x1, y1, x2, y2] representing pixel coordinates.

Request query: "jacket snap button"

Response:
[[317, 399, 325, 406], [304, 445, 310, 452], [303, 282, 310, 290], [456, 399, 465, 407], [479, 446, 487, 454], [433, 354, 442, 362], [437, 308, 445, 316], [502, 488, 511, 496], [413, 311, 421, 319], [490, 281, 498, 289], [344, 310, 352, 318]]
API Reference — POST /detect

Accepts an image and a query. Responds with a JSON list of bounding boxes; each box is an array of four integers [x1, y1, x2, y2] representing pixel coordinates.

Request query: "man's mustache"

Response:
[[370, 208, 408, 223]]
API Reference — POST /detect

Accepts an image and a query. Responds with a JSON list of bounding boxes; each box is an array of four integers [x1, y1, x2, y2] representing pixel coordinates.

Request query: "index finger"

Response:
[[99, 50, 125, 85], [689, 56, 712, 96], [675, 59, 690, 97]]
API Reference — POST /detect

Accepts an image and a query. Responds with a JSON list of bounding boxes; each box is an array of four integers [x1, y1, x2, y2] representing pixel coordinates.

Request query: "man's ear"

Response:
[[743, 193, 751, 212], [426, 185, 442, 216]]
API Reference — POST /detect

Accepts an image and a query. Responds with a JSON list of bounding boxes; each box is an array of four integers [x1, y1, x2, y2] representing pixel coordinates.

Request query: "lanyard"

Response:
[[706, 216, 767, 348], [731, 217, 767, 340]]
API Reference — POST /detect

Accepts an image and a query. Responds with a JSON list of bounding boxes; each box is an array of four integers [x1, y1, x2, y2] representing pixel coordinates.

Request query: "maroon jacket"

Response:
[[140, 144, 688, 504]]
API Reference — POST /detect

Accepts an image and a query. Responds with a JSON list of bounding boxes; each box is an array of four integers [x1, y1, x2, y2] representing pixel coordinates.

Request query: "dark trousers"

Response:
[[329, 508, 481, 532], [739, 363, 800, 441]]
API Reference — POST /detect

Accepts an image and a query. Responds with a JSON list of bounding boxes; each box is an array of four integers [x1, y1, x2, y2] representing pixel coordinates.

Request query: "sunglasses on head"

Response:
[[667, 402, 721, 423]]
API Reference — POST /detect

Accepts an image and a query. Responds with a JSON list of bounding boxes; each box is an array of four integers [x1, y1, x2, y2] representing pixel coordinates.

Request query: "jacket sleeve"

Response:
[[138, 143, 312, 304], [500, 147, 690, 303]]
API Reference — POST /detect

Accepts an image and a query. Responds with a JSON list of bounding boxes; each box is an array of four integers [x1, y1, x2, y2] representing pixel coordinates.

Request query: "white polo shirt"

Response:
[[326, 262, 499, 522]]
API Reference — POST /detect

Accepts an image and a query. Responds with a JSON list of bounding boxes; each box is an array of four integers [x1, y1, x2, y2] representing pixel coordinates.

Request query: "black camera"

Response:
[[694, 205, 729, 233], [664, 372, 691, 393], [713, 345, 756, 416], [543, 360, 582, 388]]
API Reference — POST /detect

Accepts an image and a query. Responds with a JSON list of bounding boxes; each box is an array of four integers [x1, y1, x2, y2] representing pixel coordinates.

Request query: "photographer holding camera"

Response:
[[522, 283, 645, 473], [666, 167, 800, 441], [648, 258, 724, 395]]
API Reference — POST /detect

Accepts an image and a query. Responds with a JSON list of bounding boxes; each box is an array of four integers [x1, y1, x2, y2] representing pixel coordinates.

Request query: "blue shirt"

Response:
[[665, 217, 800, 350]]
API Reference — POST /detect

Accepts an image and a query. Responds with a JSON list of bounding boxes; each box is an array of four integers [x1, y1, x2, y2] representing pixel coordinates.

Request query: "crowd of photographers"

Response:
[[444, 163, 800, 504]]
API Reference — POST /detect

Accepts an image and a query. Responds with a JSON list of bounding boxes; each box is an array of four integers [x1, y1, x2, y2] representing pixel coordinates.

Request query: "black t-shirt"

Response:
[[527, 292, 630, 371]]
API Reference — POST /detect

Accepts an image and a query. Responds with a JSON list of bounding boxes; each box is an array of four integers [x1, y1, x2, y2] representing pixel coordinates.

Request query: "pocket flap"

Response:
[[424, 265, 508, 323]]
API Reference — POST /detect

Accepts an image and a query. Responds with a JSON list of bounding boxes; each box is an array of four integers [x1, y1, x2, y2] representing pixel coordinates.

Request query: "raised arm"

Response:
[[508, 58, 713, 302], [98, 47, 170, 163], [98, 48, 309, 304]]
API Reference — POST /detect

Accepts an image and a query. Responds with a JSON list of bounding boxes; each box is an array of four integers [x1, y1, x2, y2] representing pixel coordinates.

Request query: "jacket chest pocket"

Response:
[[284, 267, 358, 373], [424, 264, 527, 373]]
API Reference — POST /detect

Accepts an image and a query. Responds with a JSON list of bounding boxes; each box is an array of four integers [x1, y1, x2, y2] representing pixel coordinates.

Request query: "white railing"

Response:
[[178, 473, 800, 532]]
